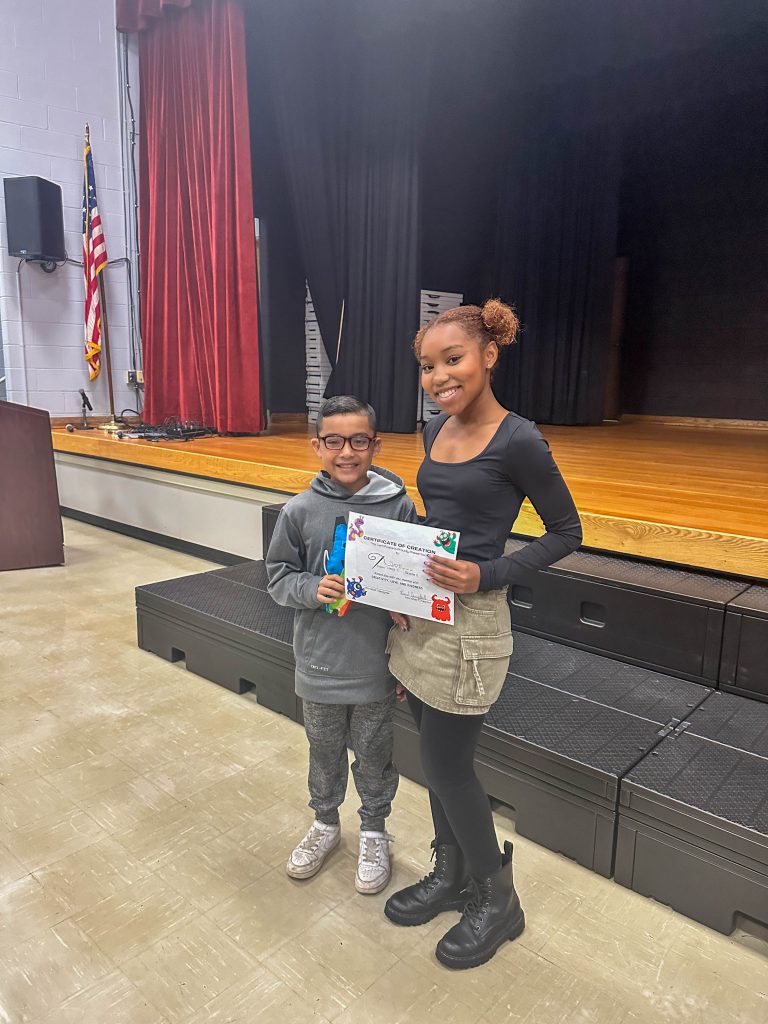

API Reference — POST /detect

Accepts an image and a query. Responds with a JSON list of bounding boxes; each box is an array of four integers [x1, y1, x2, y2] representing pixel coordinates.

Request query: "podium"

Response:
[[0, 400, 64, 571]]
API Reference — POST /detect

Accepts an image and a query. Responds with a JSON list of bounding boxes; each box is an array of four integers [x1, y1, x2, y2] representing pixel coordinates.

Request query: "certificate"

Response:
[[344, 512, 460, 624]]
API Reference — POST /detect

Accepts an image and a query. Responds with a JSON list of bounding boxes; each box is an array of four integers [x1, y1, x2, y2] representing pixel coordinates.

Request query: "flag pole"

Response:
[[98, 274, 121, 432], [83, 118, 118, 434]]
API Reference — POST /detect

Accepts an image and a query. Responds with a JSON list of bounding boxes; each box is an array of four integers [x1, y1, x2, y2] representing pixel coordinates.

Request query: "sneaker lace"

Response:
[[297, 825, 328, 856], [361, 832, 394, 866]]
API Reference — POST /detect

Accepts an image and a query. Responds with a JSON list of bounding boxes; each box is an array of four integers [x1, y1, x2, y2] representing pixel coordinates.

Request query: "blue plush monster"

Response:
[[325, 520, 351, 616]]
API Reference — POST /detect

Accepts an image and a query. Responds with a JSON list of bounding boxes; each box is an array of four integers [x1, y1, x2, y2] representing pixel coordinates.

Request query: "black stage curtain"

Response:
[[490, 86, 621, 425], [330, 33, 424, 432], [257, 5, 349, 376], [244, 11, 305, 414], [252, 1, 424, 432], [487, 0, 768, 425], [246, 0, 768, 428]]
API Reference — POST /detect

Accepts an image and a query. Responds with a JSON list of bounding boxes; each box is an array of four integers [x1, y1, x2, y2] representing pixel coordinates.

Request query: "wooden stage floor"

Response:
[[52, 418, 768, 579]]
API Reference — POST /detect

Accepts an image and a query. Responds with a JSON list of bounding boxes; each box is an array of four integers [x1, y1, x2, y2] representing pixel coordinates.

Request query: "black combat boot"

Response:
[[435, 840, 525, 969], [384, 841, 469, 926]]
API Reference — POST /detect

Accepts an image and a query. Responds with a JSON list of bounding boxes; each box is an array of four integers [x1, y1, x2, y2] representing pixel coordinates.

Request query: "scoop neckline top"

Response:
[[425, 413, 511, 467]]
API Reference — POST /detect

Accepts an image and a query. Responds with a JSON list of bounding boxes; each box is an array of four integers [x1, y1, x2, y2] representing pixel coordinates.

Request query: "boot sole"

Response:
[[384, 896, 467, 927], [434, 908, 526, 970], [285, 832, 341, 880]]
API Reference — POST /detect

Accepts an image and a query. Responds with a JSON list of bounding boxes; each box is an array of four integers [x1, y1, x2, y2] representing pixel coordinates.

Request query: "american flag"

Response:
[[83, 129, 108, 380]]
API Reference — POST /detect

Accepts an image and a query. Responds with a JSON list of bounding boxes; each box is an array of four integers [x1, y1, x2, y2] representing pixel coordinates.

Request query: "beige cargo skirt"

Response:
[[386, 589, 513, 716]]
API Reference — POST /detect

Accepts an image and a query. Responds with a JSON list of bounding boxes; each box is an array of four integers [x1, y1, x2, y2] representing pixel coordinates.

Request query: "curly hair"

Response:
[[413, 298, 519, 361]]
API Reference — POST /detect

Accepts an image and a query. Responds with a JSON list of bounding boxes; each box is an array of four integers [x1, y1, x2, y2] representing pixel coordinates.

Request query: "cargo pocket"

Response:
[[454, 632, 514, 708], [455, 592, 498, 618]]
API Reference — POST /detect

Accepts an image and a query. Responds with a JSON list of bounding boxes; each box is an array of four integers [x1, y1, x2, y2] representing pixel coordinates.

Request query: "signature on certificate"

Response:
[[368, 552, 391, 571]]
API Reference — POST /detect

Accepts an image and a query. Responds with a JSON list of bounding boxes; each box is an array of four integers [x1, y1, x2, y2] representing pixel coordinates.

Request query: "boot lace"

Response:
[[418, 840, 443, 891], [462, 877, 492, 933]]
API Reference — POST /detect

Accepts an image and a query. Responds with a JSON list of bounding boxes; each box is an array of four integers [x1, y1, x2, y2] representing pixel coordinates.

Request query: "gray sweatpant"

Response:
[[302, 693, 399, 832]]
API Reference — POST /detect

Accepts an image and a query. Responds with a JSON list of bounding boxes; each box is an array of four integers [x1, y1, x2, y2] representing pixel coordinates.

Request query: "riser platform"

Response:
[[136, 559, 768, 935], [262, 504, 761, 694], [615, 714, 768, 935]]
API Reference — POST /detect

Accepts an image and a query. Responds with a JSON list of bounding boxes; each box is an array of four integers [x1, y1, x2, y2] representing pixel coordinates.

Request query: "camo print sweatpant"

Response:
[[302, 693, 398, 832]]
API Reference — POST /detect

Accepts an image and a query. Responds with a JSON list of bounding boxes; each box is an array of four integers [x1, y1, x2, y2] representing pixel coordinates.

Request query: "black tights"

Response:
[[406, 691, 502, 878]]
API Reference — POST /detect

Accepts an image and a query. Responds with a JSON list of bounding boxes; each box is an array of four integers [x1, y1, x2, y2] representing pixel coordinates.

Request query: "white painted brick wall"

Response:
[[0, 0, 137, 418]]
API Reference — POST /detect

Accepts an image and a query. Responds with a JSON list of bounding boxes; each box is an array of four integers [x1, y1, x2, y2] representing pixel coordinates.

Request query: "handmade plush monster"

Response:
[[325, 520, 352, 616]]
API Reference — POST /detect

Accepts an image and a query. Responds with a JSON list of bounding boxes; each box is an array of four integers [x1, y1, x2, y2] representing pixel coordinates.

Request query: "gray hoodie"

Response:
[[266, 466, 418, 703]]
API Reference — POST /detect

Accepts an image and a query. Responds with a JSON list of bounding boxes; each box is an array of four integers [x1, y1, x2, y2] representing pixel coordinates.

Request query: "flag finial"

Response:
[[85, 122, 90, 143]]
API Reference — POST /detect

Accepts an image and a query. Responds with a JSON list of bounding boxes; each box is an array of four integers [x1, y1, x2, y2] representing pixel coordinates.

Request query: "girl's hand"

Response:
[[425, 555, 481, 594], [317, 574, 345, 604], [389, 611, 410, 631], [395, 682, 408, 703]]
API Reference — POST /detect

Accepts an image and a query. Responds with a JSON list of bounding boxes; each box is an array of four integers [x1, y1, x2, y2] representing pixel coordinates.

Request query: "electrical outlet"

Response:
[[126, 370, 145, 388]]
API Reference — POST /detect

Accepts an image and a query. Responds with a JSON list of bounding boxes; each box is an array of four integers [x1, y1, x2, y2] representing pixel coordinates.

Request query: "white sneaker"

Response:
[[355, 830, 394, 895], [286, 820, 341, 880]]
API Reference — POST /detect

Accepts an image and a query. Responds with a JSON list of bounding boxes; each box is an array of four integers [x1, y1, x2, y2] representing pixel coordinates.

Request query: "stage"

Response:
[[52, 417, 768, 579]]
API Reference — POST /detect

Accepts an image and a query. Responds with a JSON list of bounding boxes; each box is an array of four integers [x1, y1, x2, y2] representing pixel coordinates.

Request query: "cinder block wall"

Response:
[[0, 0, 139, 418]]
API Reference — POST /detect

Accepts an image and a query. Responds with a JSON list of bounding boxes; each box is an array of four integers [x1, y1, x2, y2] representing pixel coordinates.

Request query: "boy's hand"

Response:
[[317, 574, 345, 604], [389, 611, 410, 631], [395, 682, 408, 703]]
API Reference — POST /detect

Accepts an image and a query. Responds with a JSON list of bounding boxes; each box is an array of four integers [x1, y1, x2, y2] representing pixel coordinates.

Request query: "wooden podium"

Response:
[[0, 400, 64, 572]]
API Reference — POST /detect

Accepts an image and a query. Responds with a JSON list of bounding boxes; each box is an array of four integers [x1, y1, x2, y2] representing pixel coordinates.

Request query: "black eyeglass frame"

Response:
[[316, 433, 378, 451]]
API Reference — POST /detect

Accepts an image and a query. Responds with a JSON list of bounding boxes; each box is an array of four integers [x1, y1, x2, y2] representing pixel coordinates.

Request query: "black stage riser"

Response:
[[615, 728, 768, 935], [392, 710, 617, 877], [615, 815, 768, 936], [135, 559, 768, 935], [261, 506, 759, 692], [505, 540, 748, 685], [138, 606, 299, 713], [261, 504, 284, 560], [719, 585, 768, 703]]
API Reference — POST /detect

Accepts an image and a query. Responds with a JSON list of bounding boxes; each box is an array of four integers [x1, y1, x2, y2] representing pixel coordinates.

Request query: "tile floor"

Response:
[[0, 519, 766, 1023]]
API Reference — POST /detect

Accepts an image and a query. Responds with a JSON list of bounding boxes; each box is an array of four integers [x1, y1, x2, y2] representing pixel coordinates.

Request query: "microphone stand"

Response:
[[75, 390, 94, 430]]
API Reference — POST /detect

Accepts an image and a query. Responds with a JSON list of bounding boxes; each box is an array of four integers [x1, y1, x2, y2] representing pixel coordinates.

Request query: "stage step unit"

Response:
[[393, 632, 710, 877], [505, 539, 748, 684], [137, 568, 298, 718], [614, 693, 768, 935], [135, 559, 768, 933], [261, 503, 284, 558], [719, 584, 768, 702]]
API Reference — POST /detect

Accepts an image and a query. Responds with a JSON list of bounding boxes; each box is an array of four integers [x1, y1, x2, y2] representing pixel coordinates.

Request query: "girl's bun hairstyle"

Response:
[[480, 298, 519, 348], [413, 298, 519, 358]]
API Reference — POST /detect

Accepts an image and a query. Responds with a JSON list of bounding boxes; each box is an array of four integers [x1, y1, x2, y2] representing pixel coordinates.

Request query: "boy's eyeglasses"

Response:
[[318, 434, 376, 451]]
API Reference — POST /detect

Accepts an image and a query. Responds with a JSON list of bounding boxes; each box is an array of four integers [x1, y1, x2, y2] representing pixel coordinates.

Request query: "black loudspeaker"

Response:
[[3, 176, 66, 263]]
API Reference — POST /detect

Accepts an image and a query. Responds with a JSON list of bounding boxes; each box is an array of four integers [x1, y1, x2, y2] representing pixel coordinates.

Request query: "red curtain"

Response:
[[121, 0, 264, 432], [117, 0, 195, 34]]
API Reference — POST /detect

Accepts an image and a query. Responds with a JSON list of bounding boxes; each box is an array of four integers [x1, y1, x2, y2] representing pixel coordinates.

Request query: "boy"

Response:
[[266, 395, 417, 894]]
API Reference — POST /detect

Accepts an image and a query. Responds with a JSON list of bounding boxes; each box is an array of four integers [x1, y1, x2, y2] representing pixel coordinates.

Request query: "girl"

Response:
[[385, 299, 582, 970]]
